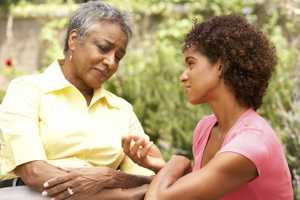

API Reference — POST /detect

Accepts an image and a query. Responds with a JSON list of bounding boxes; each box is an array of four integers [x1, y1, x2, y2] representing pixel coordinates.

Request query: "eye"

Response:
[[187, 61, 194, 66], [186, 61, 195, 69], [97, 44, 111, 53], [115, 53, 125, 63]]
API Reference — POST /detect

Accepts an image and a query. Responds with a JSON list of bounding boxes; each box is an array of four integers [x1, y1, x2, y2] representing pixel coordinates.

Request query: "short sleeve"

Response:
[[218, 129, 270, 175], [127, 106, 149, 140], [120, 106, 153, 176], [0, 77, 47, 175]]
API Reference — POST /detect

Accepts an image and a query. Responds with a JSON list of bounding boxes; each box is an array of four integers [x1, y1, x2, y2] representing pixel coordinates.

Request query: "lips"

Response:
[[183, 85, 192, 93], [93, 67, 109, 78]]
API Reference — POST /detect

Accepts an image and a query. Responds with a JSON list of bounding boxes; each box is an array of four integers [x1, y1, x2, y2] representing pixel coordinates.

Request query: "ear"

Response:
[[68, 30, 80, 51], [216, 60, 224, 78]]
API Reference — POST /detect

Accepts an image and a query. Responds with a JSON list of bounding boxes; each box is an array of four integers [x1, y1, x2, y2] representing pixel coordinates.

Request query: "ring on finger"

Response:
[[67, 187, 74, 196]]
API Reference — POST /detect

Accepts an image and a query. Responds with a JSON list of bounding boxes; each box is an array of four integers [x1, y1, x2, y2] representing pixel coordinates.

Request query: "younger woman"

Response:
[[122, 15, 293, 200]]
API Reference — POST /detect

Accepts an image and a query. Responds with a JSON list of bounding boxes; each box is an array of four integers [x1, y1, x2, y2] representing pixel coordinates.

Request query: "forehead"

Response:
[[85, 20, 128, 48], [184, 45, 201, 58]]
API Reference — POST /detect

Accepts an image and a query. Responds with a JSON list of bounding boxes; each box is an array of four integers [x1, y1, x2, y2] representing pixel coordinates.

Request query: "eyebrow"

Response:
[[95, 39, 126, 55], [103, 39, 114, 46]]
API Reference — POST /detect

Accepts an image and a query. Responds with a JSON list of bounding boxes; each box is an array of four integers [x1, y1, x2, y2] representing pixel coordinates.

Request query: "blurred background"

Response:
[[0, 0, 299, 197]]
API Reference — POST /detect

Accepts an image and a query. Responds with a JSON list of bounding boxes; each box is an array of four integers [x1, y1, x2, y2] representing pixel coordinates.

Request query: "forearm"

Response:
[[107, 170, 153, 189], [145, 155, 191, 200], [124, 184, 149, 200], [15, 160, 68, 191], [95, 184, 149, 200], [155, 157, 191, 188]]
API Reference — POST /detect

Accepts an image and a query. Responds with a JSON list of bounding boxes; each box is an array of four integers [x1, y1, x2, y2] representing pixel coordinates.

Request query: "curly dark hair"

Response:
[[184, 15, 277, 109]]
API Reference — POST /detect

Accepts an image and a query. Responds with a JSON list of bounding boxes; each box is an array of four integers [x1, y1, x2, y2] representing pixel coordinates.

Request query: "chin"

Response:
[[188, 97, 204, 105], [88, 81, 103, 89]]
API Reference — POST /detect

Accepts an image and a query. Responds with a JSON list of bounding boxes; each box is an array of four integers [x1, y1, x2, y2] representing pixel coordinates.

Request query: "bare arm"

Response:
[[145, 153, 257, 200], [93, 184, 149, 200], [42, 167, 153, 200], [15, 160, 69, 192], [53, 184, 148, 200], [108, 169, 153, 189]]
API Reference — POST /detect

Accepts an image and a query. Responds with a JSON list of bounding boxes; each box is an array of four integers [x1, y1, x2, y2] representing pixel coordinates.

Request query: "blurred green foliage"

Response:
[[107, 1, 300, 197], [0, 0, 299, 197]]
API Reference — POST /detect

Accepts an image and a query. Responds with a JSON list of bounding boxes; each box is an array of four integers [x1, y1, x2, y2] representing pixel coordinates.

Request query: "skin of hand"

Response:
[[51, 184, 149, 200], [15, 160, 69, 192], [122, 135, 166, 173], [145, 155, 192, 200], [145, 153, 258, 200], [42, 167, 115, 199], [43, 167, 152, 200]]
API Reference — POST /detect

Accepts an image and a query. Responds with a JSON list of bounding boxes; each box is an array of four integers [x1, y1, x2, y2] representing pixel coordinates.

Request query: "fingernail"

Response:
[[42, 191, 47, 196], [43, 181, 49, 187]]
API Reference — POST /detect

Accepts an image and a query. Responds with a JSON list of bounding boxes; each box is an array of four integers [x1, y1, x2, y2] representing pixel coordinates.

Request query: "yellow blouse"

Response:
[[0, 60, 152, 179]]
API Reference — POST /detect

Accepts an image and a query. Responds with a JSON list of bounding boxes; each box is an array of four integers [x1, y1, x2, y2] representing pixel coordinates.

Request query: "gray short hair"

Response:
[[64, 0, 132, 54]]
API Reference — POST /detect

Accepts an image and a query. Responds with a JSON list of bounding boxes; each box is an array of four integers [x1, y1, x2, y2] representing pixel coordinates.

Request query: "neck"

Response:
[[208, 91, 249, 135], [61, 58, 94, 99]]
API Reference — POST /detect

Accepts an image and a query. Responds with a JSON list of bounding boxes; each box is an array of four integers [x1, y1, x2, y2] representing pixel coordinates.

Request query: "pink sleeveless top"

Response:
[[192, 109, 293, 200]]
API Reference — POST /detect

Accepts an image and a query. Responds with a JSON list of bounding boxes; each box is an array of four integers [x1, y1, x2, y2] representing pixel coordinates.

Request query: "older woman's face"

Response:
[[71, 20, 128, 89]]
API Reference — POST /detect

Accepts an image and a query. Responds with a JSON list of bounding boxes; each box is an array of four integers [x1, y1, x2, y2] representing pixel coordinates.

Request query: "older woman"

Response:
[[123, 15, 293, 199], [0, 1, 153, 199]]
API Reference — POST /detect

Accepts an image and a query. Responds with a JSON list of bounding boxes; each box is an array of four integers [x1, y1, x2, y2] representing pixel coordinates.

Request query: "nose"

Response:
[[103, 52, 116, 69], [180, 69, 188, 82]]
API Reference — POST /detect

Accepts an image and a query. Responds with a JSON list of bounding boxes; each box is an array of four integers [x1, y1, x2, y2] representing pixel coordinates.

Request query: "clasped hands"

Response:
[[42, 167, 115, 200], [41, 135, 188, 200]]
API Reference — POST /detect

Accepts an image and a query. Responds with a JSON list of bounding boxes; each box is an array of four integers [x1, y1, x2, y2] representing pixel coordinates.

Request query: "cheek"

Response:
[[191, 72, 219, 95], [88, 53, 101, 65], [109, 66, 118, 77]]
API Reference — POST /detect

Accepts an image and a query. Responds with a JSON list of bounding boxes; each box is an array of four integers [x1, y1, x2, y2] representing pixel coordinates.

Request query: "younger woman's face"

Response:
[[180, 46, 221, 104]]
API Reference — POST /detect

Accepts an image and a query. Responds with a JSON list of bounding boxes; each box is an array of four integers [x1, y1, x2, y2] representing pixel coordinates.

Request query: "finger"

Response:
[[44, 174, 75, 188], [51, 187, 75, 200], [121, 136, 130, 149], [121, 136, 127, 147], [140, 141, 153, 158], [131, 137, 146, 158], [122, 139, 131, 155], [129, 135, 148, 142], [122, 136, 132, 154], [43, 182, 69, 197], [43, 178, 78, 197]]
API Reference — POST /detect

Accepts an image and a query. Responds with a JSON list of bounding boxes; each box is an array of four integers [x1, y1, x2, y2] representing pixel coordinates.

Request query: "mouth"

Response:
[[184, 85, 191, 89], [93, 67, 109, 78]]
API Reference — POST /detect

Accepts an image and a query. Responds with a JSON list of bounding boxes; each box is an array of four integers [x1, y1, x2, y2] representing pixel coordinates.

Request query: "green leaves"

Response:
[[0, 0, 299, 195]]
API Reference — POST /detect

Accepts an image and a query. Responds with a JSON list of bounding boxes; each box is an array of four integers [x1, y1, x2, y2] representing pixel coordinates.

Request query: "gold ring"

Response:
[[67, 187, 74, 195]]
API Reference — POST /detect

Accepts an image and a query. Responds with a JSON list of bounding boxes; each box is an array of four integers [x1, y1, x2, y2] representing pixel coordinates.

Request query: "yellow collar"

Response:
[[41, 59, 119, 108]]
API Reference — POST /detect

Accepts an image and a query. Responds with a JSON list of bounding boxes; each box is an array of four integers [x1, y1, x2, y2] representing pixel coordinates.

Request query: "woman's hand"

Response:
[[43, 185, 149, 200], [42, 167, 115, 200], [122, 135, 166, 173], [145, 155, 192, 200], [15, 160, 69, 192]]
